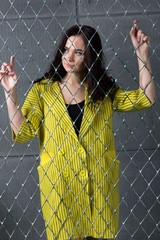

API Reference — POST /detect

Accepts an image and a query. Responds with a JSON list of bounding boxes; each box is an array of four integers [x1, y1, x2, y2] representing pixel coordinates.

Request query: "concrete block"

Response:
[[118, 149, 160, 239], [78, 0, 160, 16], [0, 155, 47, 240], [0, 0, 76, 19]]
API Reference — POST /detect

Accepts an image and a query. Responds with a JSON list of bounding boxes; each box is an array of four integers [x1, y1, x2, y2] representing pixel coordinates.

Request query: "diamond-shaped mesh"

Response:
[[0, 0, 160, 240]]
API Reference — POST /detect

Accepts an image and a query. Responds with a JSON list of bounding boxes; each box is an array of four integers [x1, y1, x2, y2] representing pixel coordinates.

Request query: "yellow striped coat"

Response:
[[13, 80, 152, 239]]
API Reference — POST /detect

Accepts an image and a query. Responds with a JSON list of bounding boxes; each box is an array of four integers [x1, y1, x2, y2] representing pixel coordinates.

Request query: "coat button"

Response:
[[58, 150, 65, 156], [77, 146, 84, 154], [63, 171, 69, 178], [79, 170, 86, 177]]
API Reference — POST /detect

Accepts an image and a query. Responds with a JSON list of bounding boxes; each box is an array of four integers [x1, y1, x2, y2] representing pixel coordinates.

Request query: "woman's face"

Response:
[[61, 35, 86, 75]]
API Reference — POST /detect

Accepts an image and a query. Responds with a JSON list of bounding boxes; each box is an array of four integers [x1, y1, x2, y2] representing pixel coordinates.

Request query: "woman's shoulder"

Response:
[[34, 78, 51, 87], [33, 79, 58, 92]]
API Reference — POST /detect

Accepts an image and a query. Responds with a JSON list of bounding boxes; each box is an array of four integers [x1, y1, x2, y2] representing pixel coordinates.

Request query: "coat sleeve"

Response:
[[12, 83, 44, 143], [112, 87, 156, 112]]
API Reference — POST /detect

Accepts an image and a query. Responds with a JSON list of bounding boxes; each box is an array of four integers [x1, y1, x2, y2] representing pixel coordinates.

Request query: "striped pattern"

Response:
[[12, 80, 152, 239]]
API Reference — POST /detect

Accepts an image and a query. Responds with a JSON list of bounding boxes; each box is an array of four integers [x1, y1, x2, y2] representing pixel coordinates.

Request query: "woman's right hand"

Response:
[[0, 56, 23, 136], [0, 56, 18, 94]]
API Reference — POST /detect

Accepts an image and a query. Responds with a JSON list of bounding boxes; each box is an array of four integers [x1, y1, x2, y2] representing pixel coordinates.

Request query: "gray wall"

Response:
[[0, 0, 160, 239]]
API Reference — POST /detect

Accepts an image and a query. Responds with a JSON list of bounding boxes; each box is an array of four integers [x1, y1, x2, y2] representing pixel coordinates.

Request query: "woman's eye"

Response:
[[75, 51, 82, 56]]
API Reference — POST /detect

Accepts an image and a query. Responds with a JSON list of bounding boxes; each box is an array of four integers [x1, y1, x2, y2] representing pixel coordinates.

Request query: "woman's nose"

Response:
[[66, 51, 74, 62]]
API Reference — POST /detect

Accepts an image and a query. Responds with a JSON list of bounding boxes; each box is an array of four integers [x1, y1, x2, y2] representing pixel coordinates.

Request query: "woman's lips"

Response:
[[66, 63, 75, 68]]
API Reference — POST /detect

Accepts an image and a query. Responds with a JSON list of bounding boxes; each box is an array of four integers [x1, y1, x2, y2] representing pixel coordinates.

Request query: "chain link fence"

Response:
[[0, 0, 160, 239]]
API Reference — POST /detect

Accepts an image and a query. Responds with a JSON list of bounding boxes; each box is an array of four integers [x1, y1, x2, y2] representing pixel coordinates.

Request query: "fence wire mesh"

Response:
[[0, 0, 160, 240]]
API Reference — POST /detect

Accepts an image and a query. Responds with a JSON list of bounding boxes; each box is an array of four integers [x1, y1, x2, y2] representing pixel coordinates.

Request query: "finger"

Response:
[[130, 26, 134, 35], [130, 26, 137, 39], [10, 56, 14, 71], [0, 70, 6, 81], [0, 70, 6, 74], [3, 63, 11, 72], [4, 62, 13, 72], [143, 35, 148, 42], [140, 33, 146, 44], [143, 35, 150, 44], [137, 30, 143, 43], [1, 63, 8, 72], [133, 20, 138, 37], [1, 64, 6, 71], [138, 31, 150, 45], [8, 71, 15, 76], [130, 20, 138, 38], [133, 20, 138, 29]]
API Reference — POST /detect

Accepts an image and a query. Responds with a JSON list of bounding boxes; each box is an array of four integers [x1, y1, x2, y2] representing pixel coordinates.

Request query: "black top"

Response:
[[66, 100, 85, 136]]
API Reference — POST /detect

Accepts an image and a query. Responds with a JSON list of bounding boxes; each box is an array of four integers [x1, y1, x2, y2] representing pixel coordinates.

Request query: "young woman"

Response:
[[0, 21, 155, 240]]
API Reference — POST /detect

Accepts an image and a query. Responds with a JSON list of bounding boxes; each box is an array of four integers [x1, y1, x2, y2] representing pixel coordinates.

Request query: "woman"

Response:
[[0, 21, 156, 240]]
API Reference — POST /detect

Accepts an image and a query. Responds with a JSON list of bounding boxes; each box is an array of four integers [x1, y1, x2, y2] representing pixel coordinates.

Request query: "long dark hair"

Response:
[[35, 25, 118, 104]]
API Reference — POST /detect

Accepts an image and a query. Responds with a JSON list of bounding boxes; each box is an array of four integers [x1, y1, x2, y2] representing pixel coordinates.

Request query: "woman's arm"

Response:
[[130, 20, 156, 103], [0, 56, 24, 135]]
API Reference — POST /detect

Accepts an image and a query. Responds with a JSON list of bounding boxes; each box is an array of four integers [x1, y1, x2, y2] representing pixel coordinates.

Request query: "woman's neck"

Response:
[[62, 73, 85, 87]]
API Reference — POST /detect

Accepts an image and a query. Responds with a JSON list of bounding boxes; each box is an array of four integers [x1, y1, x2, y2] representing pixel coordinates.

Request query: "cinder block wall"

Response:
[[0, 1, 159, 239]]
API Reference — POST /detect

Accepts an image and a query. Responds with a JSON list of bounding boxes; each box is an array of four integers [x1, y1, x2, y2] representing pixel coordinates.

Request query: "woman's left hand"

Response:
[[130, 20, 150, 61]]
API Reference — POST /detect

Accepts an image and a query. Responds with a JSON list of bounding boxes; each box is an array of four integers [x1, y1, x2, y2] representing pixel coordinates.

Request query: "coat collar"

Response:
[[45, 81, 95, 142]]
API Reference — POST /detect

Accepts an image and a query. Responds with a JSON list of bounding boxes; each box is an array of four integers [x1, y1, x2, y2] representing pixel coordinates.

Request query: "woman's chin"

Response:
[[65, 68, 76, 73]]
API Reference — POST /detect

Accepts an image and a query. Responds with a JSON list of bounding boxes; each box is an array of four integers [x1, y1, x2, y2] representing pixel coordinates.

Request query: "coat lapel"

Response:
[[46, 81, 95, 141], [79, 89, 96, 138], [49, 81, 78, 140]]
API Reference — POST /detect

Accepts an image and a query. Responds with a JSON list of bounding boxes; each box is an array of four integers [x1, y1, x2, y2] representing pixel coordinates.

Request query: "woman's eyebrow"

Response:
[[76, 49, 83, 52], [64, 46, 84, 52]]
